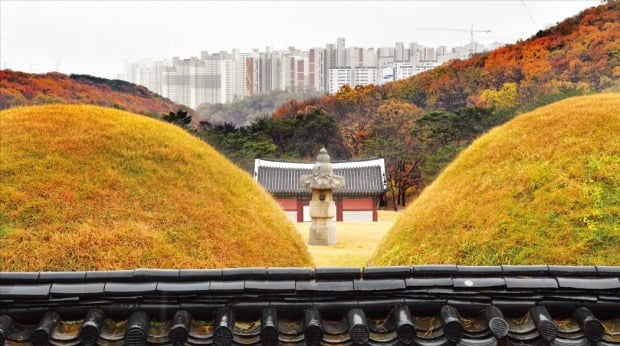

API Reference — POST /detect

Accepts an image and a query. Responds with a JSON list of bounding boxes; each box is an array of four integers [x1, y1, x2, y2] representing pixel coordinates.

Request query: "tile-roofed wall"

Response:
[[1, 265, 619, 346], [254, 158, 387, 196]]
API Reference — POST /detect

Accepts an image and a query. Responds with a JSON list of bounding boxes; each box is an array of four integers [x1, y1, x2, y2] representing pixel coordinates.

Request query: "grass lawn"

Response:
[[296, 211, 400, 267]]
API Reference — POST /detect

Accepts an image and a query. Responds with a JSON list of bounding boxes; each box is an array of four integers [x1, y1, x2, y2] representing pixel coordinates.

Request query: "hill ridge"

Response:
[[0, 70, 193, 116]]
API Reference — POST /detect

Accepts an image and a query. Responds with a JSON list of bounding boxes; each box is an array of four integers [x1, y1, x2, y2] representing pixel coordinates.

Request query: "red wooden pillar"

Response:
[[296, 198, 303, 223], [336, 198, 343, 222], [372, 198, 378, 222]]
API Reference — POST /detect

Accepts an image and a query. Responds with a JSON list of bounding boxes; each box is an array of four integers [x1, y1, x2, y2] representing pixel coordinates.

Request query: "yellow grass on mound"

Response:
[[0, 104, 312, 270], [371, 93, 620, 266]]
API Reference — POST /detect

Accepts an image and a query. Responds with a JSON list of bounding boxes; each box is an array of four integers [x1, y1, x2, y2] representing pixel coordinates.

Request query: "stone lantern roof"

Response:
[[300, 148, 345, 190]]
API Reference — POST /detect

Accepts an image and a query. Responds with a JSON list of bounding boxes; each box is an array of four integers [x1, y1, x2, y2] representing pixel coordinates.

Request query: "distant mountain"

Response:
[[0, 70, 193, 116]]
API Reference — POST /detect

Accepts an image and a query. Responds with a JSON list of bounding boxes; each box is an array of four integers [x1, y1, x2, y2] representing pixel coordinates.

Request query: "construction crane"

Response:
[[43, 39, 61, 72], [418, 24, 492, 57]]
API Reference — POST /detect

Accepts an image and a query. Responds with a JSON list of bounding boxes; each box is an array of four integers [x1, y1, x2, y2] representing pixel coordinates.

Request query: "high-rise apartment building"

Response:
[[395, 42, 405, 62], [325, 43, 337, 68], [377, 47, 395, 67], [362, 48, 376, 67], [309, 48, 326, 93], [336, 37, 346, 67], [347, 47, 364, 68], [422, 47, 437, 61]]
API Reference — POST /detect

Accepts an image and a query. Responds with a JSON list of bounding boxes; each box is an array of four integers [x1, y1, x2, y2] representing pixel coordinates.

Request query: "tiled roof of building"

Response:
[[1, 266, 619, 346], [254, 158, 388, 196]]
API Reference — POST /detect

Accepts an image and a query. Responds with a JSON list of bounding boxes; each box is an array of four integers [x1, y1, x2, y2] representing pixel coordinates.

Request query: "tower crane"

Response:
[[418, 24, 492, 57], [43, 39, 61, 72]]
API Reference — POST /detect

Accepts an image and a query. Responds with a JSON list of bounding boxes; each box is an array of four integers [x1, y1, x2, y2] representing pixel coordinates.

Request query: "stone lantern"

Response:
[[300, 148, 345, 245]]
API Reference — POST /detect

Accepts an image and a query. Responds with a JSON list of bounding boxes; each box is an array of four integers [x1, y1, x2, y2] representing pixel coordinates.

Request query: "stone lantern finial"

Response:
[[317, 147, 330, 162]]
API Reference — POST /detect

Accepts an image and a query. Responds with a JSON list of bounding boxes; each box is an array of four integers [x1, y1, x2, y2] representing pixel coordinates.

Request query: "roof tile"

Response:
[[0, 284, 51, 298], [179, 269, 222, 281], [353, 279, 406, 291], [453, 277, 506, 288], [412, 265, 458, 276], [556, 277, 620, 290], [49, 283, 105, 296], [39, 271, 86, 282], [315, 267, 361, 280], [505, 277, 558, 289], [244, 280, 296, 292], [222, 268, 266, 280], [266, 267, 313, 280], [502, 265, 549, 276], [363, 266, 411, 279], [133, 269, 179, 281], [103, 282, 157, 295], [156, 281, 210, 293], [0, 272, 39, 283]]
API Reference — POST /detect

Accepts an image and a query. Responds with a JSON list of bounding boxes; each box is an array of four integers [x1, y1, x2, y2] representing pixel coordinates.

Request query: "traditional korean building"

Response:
[[254, 157, 387, 222]]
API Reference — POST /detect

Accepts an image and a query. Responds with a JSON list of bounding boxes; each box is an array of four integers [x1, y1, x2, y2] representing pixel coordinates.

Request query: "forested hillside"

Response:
[[275, 2, 620, 132], [0, 70, 192, 116], [202, 2, 618, 208]]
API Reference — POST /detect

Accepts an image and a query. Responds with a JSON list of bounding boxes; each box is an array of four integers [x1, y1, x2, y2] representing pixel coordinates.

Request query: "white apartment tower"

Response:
[[336, 37, 346, 67], [395, 42, 405, 62], [325, 43, 337, 69], [362, 48, 376, 67], [309, 48, 326, 93]]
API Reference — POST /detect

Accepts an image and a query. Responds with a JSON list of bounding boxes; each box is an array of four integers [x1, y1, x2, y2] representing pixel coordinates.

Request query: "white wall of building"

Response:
[[328, 67, 352, 94], [353, 67, 377, 87]]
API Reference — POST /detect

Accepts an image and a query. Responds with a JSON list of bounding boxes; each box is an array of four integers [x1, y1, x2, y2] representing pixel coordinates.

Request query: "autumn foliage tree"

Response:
[[363, 100, 423, 209]]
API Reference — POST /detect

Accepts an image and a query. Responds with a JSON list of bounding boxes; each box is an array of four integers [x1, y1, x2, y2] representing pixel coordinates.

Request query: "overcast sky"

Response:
[[1, 0, 601, 79]]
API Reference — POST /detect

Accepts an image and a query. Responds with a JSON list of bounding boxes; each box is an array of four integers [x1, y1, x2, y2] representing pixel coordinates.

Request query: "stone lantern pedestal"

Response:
[[300, 148, 345, 246]]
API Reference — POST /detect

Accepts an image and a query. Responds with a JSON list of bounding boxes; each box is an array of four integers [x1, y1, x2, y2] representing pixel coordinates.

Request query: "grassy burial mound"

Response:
[[0, 104, 312, 270], [371, 94, 620, 265]]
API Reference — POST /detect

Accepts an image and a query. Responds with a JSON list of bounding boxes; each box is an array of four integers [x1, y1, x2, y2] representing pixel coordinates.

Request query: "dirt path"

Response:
[[295, 211, 400, 267]]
